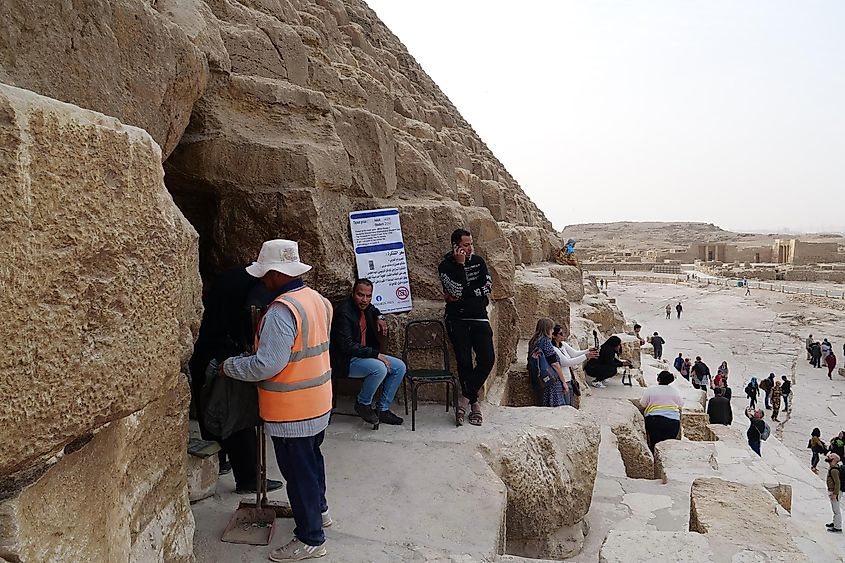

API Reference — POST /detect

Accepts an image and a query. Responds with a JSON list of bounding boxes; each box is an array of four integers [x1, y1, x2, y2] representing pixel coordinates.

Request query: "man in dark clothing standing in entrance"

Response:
[[439, 228, 495, 427]]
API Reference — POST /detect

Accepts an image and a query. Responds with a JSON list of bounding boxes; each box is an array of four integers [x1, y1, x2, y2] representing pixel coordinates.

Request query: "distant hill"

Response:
[[561, 221, 845, 254]]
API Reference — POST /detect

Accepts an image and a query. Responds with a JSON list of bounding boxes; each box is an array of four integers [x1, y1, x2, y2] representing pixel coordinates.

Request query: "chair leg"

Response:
[[403, 378, 409, 415], [411, 382, 417, 432], [445, 383, 449, 411]]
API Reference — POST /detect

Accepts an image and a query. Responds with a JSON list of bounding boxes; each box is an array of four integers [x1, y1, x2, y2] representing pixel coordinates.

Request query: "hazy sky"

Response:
[[365, 1, 845, 233]]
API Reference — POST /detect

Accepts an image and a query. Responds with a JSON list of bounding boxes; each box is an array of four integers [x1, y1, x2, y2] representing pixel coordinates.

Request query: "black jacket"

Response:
[[707, 396, 733, 425], [438, 251, 493, 320], [329, 297, 382, 378]]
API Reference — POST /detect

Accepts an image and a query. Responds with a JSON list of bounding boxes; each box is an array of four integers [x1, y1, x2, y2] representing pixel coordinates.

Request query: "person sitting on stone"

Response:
[[329, 278, 406, 425], [707, 386, 732, 425], [584, 335, 632, 388], [632, 323, 645, 345]]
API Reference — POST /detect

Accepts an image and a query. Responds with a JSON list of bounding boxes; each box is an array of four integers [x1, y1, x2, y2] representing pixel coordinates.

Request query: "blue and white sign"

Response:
[[349, 208, 412, 314]]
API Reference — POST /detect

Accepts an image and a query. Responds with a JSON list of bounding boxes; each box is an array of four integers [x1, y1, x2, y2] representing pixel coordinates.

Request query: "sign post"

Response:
[[349, 208, 412, 314]]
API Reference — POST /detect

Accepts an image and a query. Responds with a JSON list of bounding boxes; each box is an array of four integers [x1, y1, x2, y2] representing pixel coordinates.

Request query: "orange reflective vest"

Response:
[[256, 286, 333, 423]]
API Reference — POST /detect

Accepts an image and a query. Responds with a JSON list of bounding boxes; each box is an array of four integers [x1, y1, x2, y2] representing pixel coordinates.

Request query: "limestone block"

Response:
[[0, 0, 208, 159], [580, 295, 627, 335], [547, 265, 586, 301], [681, 412, 713, 441], [154, 0, 230, 73], [0, 378, 195, 563], [480, 416, 600, 560], [581, 398, 654, 479], [187, 454, 219, 503], [689, 478, 799, 554], [0, 83, 200, 476], [600, 531, 715, 563], [654, 440, 792, 511], [513, 268, 571, 339], [839, 367, 845, 377]]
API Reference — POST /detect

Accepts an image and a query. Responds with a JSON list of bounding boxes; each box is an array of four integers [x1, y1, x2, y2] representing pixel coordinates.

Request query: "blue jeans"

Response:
[[271, 431, 328, 546], [348, 355, 406, 411], [749, 439, 761, 456]]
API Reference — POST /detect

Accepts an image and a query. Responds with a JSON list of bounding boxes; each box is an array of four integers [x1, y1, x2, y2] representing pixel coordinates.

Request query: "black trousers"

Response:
[[645, 415, 680, 453], [446, 319, 495, 404], [222, 427, 258, 489]]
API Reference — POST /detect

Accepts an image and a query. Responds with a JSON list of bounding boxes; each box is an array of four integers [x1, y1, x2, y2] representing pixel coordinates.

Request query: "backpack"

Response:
[[759, 422, 771, 441]]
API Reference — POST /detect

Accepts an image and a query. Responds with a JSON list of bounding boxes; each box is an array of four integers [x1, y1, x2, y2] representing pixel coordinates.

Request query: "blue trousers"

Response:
[[749, 439, 761, 456], [271, 432, 328, 546], [348, 355, 406, 411]]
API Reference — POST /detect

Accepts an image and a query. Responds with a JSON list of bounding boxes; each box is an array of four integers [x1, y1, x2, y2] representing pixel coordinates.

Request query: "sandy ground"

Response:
[[607, 278, 845, 470]]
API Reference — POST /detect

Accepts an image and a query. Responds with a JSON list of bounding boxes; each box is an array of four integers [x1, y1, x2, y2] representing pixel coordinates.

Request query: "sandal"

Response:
[[456, 406, 466, 426], [468, 407, 482, 426]]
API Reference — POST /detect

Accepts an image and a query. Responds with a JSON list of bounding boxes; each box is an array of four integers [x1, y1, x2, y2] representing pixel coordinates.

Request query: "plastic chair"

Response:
[[402, 320, 459, 431]]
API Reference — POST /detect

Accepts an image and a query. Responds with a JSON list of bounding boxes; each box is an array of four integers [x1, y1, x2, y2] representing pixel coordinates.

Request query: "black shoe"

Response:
[[378, 410, 404, 425], [235, 479, 283, 495], [826, 522, 835, 528], [827, 527, 842, 533], [355, 401, 379, 424], [218, 461, 232, 475]]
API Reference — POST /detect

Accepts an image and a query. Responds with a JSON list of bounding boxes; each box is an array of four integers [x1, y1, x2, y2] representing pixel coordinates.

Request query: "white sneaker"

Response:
[[321, 510, 332, 528], [269, 538, 326, 562], [591, 381, 605, 388]]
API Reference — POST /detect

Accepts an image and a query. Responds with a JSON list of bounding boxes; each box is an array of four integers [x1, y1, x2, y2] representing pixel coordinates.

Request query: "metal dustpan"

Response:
[[221, 426, 277, 545]]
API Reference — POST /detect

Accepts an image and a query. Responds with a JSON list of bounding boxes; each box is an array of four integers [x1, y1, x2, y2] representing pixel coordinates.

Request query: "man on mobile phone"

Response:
[[438, 228, 495, 427]]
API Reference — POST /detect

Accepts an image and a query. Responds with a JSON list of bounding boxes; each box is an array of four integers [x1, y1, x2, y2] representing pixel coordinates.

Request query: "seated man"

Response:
[[707, 386, 733, 425], [330, 279, 406, 425]]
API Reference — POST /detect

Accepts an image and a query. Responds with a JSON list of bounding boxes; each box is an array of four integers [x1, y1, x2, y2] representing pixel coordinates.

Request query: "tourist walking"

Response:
[[665, 304, 671, 319], [809, 428, 827, 473], [745, 377, 759, 409], [651, 332, 665, 360], [551, 323, 597, 406], [770, 380, 782, 421], [715, 362, 729, 388], [439, 228, 495, 426], [760, 374, 774, 409], [745, 408, 767, 456], [673, 353, 684, 374], [780, 376, 792, 412], [221, 239, 333, 560], [822, 339, 832, 363], [745, 283, 751, 296], [826, 350, 837, 380], [811, 341, 823, 368], [831, 432, 845, 459], [680, 357, 692, 381], [707, 387, 733, 425], [640, 370, 684, 452], [584, 335, 632, 388], [825, 453, 842, 533], [676, 302, 683, 319], [527, 318, 569, 407], [691, 356, 711, 392], [807, 334, 814, 361]]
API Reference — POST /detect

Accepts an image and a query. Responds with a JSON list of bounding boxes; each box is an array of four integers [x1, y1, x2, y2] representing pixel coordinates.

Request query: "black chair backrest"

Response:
[[402, 320, 450, 372]]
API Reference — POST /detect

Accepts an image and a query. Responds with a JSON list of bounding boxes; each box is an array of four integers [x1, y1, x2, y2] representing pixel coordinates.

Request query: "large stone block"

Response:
[[600, 531, 715, 563], [513, 268, 571, 339], [0, 83, 199, 562], [0, 0, 208, 159], [0, 83, 200, 476]]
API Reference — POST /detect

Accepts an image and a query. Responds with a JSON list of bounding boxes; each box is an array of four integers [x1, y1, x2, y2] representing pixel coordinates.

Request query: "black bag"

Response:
[[571, 377, 581, 397], [201, 358, 260, 440]]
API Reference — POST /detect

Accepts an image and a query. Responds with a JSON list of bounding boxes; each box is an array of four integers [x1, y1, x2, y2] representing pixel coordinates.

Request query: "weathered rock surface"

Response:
[[514, 267, 572, 339], [187, 454, 219, 503], [689, 478, 800, 555], [0, 83, 199, 560], [600, 531, 716, 563], [0, 0, 208, 159]]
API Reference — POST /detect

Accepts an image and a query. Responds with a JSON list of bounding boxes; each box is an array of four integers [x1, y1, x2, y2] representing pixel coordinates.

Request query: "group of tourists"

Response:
[[672, 354, 731, 397], [664, 302, 683, 319], [808, 429, 845, 532], [806, 334, 839, 378], [189, 228, 502, 560], [746, 373, 793, 421]]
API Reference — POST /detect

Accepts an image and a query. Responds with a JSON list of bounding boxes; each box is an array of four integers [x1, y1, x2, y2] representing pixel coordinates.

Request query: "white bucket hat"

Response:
[[245, 239, 312, 278]]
